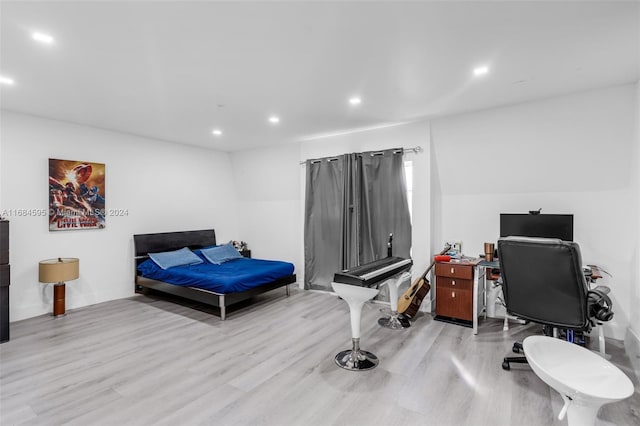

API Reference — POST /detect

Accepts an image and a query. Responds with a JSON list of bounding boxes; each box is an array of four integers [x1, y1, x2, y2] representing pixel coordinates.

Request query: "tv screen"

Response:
[[500, 213, 574, 241]]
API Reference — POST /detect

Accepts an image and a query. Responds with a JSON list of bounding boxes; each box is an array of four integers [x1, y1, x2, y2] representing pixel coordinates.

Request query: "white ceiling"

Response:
[[1, 1, 638, 152]]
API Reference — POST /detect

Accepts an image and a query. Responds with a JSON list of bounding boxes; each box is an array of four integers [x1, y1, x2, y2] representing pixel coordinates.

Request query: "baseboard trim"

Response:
[[624, 327, 640, 381]]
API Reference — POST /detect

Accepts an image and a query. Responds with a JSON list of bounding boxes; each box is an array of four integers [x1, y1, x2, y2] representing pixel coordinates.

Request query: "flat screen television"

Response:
[[500, 213, 574, 241]]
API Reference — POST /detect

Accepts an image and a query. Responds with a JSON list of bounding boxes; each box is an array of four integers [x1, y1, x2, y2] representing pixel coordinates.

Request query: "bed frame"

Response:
[[134, 229, 295, 320]]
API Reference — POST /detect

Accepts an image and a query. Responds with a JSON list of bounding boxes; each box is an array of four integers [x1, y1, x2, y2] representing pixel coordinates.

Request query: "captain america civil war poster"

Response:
[[48, 158, 106, 231]]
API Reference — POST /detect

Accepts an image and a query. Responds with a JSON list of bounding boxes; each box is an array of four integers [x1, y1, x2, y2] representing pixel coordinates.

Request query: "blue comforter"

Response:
[[137, 252, 295, 294]]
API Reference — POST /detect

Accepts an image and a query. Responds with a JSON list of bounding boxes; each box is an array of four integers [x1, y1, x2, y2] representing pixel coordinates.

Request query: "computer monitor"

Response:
[[500, 213, 574, 241]]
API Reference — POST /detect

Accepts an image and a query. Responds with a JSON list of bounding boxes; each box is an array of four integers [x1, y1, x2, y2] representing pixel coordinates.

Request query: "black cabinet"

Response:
[[0, 220, 9, 343]]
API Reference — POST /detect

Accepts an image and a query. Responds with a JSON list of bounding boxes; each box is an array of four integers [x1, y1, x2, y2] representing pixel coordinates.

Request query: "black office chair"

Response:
[[497, 236, 613, 370]]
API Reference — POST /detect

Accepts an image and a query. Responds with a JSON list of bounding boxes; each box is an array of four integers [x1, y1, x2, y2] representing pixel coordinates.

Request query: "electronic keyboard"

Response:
[[333, 256, 412, 288]]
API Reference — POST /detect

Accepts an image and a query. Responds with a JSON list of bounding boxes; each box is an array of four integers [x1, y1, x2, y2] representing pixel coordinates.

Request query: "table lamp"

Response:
[[38, 257, 79, 317]]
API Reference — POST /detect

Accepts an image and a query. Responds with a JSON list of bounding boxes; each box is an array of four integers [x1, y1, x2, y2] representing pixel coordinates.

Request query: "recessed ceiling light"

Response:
[[268, 116, 280, 124], [473, 65, 489, 77], [212, 129, 223, 136], [0, 76, 15, 85], [32, 32, 54, 44], [349, 97, 362, 106]]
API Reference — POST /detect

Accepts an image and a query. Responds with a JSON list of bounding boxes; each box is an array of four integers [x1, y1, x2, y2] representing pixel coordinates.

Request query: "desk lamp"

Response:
[[38, 257, 79, 317]]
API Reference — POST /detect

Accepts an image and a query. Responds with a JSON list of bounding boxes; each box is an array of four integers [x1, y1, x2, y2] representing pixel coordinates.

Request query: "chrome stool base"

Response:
[[334, 338, 378, 371], [377, 272, 412, 330], [378, 313, 410, 329]]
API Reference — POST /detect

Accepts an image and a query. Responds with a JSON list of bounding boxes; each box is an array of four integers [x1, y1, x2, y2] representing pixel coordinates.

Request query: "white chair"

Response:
[[331, 282, 380, 371], [523, 336, 633, 426]]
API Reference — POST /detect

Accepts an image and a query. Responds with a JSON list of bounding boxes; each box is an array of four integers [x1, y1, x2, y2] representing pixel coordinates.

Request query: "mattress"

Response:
[[137, 251, 295, 294]]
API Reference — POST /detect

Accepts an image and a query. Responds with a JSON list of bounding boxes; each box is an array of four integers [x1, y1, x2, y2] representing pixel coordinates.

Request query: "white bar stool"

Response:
[[331, 282, 380, 371], [523, 335, 633, 426], [378, 272, 411, 329]]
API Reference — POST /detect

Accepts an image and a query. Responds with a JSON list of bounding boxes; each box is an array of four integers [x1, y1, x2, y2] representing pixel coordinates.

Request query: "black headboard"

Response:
[[134, 229, 217, 258]]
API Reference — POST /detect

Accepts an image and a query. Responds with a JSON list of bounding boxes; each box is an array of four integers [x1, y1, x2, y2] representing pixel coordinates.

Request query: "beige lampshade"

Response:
[[39, 258, 79, 283]]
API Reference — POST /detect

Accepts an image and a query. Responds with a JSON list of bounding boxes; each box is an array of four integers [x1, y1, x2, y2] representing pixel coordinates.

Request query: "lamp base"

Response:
[[53, 282, 66, 317]]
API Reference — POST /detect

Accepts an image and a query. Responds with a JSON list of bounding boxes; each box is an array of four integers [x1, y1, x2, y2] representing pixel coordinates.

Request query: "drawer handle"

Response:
[[452, 280, 456, 286], [450, 267, 454, 274], [452, 291, 455, 298]]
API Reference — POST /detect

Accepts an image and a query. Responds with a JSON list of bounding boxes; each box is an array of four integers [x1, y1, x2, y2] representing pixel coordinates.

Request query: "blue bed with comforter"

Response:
[[137, 253, 295, 294], [133, 229, 296, 320]]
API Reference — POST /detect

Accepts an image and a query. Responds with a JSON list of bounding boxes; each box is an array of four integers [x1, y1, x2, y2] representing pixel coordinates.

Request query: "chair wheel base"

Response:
[[335, 349, 379, 371], [502, 352, 528, 371]]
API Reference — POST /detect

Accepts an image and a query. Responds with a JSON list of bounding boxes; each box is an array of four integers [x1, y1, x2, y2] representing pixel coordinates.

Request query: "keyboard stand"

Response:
[[378, 272, 412, 329], [331, 282, 380, 371]]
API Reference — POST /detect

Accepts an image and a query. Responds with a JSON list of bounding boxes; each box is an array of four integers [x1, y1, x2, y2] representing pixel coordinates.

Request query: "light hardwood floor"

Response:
[[1, 288, 638, 426]]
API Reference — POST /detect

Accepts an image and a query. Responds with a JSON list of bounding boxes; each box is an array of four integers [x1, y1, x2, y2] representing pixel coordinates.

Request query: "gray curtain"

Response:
[[358, 149, 411, 263], [304, 148, 411, 292], [304, 157, 345, 290]]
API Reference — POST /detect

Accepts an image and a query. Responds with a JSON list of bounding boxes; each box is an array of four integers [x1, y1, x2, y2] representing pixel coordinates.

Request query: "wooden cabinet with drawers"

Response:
[[435, 262, 474, 325]]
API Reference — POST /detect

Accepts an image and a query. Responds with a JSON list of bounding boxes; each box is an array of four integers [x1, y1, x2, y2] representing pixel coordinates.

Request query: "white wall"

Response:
[[0, 111, 239, 321], [230, 143, 302, 268], [627, 81, 640, 374], [429, 126, 443, 258], [634, 81, 640, 334], [431, 84, 636, 340], [632, 81, 640, 335], [230, 122, 433, 305]]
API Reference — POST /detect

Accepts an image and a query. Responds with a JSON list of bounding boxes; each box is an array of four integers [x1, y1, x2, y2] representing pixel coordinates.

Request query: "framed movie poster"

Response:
[[48, 158, 106, 231]]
